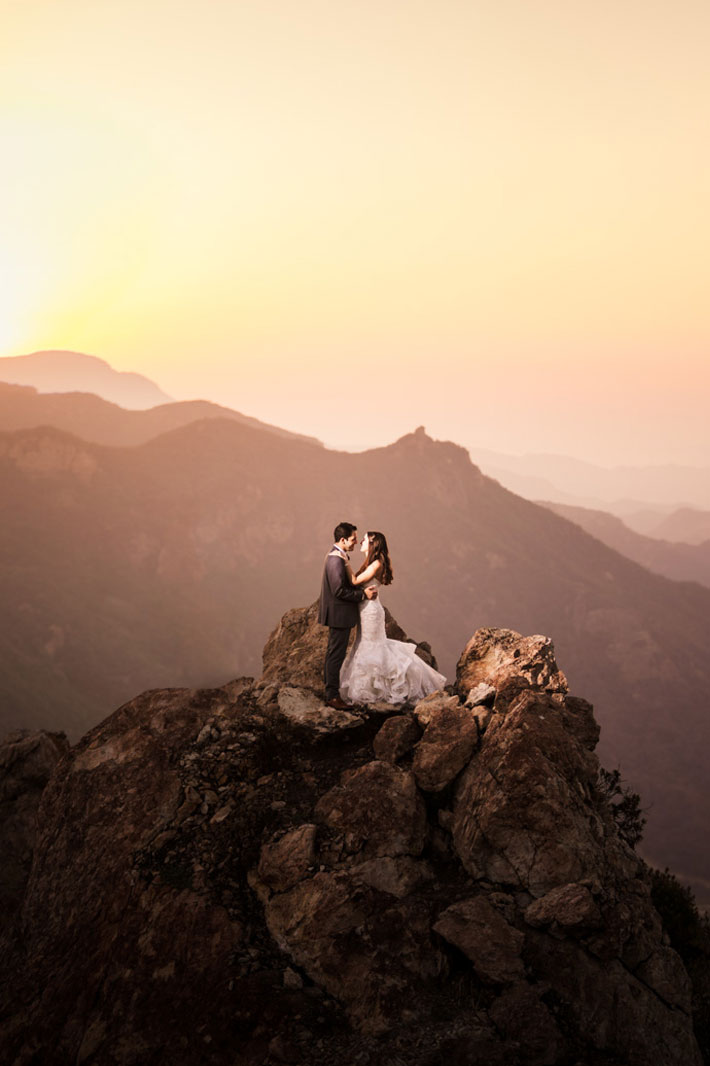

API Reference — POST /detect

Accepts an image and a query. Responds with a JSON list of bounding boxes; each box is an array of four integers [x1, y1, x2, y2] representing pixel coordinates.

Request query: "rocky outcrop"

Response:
[[260, 600, 438, 695], [457, 627, 568, 712], [450, 689, 620, 895], [0, 610, 703, 1066]]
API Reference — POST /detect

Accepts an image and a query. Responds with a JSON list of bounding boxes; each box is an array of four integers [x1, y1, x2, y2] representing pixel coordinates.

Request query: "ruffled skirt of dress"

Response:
[[339, 597, 446, 705]]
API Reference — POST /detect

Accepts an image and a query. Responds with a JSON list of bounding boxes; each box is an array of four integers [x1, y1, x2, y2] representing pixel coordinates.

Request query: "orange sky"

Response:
[[2, 0, 709, 463]]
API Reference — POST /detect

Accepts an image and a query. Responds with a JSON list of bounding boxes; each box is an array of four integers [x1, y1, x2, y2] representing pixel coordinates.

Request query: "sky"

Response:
[[2, 0, 709, 464]]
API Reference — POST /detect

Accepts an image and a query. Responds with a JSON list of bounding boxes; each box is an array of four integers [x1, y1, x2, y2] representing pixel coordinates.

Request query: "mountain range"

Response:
[[1, 410, 709, 906], [634, 506, 710, 544], [540, 501, 710, 588], [469, 445, 710, 511], [0, 381, 322, 448], [0, 350, 172, 407]]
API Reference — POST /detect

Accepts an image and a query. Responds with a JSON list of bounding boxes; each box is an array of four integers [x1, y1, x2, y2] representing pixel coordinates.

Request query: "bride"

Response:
[[339, 531, 446, 705]]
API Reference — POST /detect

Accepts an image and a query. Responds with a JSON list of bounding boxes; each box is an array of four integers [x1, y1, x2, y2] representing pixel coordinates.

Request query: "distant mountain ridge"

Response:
[[470, 445, 710, 510], [0, 381, 323, 448], [0, 350, 172, 408], [1, 419, 710, 906], [645, 506, 710, 545], [540, 500, 710, 588]]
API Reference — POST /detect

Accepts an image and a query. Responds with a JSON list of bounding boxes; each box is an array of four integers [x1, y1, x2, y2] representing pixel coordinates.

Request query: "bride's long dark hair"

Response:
[[358, 531, 393, 586]]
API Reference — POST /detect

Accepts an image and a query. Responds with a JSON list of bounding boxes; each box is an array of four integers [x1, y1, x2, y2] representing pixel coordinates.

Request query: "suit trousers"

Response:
[[324, 626, 352, 699]]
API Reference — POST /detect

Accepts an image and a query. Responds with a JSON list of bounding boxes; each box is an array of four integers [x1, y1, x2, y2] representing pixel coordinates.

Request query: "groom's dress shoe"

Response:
[[327, 696, 349, 710]]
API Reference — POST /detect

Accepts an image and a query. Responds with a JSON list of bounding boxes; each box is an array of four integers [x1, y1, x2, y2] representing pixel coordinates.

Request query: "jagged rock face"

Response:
[[1, 688, 251, 1066], [0, 620, 702, 1066], [450, 690, 625, 895], [0, 729, 69, 926]]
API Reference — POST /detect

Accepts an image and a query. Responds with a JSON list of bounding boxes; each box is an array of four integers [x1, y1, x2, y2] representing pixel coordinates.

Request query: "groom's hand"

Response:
[[364, 587, 378, 600]]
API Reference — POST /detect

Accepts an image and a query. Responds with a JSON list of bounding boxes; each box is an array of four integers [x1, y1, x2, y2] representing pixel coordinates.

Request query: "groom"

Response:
[[319, 521, 377, 709]]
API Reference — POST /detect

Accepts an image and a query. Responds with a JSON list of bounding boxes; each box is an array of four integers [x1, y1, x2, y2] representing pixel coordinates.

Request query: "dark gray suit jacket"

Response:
[[318, 550, 364, 628]]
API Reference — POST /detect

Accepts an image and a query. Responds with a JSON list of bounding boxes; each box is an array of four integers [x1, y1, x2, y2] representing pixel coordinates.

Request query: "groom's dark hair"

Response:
[[333, 521, 357, 542]]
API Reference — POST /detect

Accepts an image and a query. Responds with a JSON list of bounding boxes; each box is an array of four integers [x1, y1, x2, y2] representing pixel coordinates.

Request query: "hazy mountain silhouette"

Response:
[[615, 504, 681, 536], [541, 501, 710, 588], [0, 350, 172, 408], [1, 420, 709, 904], [0, 382, 323, 448], [640, 507, 710, 545], [470, 446, 710, 510]]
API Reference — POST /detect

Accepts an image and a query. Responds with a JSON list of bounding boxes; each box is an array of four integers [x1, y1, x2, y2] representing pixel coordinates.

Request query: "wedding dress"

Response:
[[339, 580, 447, 705]]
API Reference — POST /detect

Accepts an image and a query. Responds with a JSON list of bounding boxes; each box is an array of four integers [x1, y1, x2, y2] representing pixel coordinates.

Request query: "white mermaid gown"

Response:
[[339, 580, 447, 705]]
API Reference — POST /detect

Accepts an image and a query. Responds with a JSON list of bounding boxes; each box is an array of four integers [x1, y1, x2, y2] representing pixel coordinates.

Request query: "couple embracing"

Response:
[[318, 521, 446, 709]]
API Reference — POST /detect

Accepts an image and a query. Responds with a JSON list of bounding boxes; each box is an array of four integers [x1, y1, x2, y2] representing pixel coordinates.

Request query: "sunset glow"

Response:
[[2, 0, 709, 462]]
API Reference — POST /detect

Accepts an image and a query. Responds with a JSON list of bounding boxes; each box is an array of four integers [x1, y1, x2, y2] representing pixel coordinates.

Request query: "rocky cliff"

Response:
[[0, 610, 704, 1066]]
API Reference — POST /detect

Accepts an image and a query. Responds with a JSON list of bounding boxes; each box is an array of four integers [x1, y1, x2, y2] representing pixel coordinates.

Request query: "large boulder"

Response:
[[263, 870, 446, 1033], [433, 896, 525, 984], [451, 689, 633, 895], [412, 702, 480, 791], [315, 760, 427, 858], [524, 882, 602, 934], [456, 627, 568, 710], [372, 714, 421, 763]]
